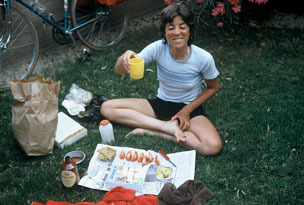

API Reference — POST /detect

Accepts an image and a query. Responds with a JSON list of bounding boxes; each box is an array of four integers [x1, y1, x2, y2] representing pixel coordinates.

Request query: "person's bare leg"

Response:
[[101, 98, 184, 141], [126, 128, 177, 142], [126, 115, 222, 156], [181, 115, 222, 155]]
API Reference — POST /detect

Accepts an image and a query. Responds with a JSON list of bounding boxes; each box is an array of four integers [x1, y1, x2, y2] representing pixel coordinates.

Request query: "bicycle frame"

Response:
[[4, 0, 106, 36], [23, 0, 107, 32], [0, 0, 11, 52]]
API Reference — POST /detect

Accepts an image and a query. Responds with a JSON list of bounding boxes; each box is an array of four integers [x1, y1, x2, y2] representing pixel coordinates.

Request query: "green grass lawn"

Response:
[[0, 24, 303, 204]]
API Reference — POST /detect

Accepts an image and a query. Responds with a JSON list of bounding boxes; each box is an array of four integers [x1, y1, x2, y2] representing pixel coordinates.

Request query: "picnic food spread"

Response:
[[118, 150, 160, 166]]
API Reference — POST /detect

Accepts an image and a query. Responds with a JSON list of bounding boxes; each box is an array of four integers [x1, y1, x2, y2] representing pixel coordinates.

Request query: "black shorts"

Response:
[[147, 97, 205, 121]]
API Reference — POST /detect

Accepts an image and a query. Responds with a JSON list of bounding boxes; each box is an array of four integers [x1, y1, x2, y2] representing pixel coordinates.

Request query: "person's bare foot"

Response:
[[161, 120, 185, 142], [125, 120, 186, 142], [127, 128, 155, 135], [126, 128, 177, 142]]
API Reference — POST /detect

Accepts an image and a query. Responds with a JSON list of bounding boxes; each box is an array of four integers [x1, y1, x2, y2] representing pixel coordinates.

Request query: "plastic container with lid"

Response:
[[99, 120, 115, 144]]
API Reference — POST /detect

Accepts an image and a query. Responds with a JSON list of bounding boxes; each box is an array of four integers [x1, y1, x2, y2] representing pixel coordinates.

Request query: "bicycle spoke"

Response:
[[87, 21, 96, 43], [71, 0, 129, 50], [0, 6, 39, 90], [0, 21, 9, 43], [0, 54, 3, 69], [7, 41, 36, 50], [7, 26, 29, 48]]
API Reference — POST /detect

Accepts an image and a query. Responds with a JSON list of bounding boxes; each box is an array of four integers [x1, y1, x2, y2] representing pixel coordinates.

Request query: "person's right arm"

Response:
[[114, 50, 138, 75]]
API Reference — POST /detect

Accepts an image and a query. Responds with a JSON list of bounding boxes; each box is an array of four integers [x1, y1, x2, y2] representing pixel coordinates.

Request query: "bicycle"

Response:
[[0, 0, 129, 90]]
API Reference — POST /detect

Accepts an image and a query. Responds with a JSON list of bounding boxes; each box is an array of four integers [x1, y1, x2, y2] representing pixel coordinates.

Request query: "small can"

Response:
[[99, 120, 115, 144]]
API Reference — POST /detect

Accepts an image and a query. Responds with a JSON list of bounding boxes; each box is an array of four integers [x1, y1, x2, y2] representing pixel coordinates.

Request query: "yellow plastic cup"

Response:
[[130, 58, 144, 80]]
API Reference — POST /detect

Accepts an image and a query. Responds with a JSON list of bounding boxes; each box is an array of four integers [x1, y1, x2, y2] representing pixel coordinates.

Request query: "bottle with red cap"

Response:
[[99, 119, 115, 144]]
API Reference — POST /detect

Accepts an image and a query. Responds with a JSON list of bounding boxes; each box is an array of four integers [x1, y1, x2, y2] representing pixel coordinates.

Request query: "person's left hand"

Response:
[[171, 108, 191, 131]]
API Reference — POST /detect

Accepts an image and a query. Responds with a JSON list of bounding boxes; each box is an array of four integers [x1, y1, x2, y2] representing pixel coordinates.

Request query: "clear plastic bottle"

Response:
[[99, 120, 115, 144], [61, 156, 80, 188]]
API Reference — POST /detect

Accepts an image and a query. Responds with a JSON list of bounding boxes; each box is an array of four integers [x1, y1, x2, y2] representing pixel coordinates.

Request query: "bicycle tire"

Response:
[[0, 5, 39, 90], [71, 0, 129, 50]]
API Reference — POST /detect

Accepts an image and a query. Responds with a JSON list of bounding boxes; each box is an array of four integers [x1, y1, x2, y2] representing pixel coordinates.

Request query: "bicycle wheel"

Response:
[[71, 0, 129, 50], [0, 5, 39, 90]]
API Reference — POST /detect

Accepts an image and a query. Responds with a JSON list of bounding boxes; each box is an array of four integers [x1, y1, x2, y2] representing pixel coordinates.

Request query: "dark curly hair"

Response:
[[160, 3, 195, 46]]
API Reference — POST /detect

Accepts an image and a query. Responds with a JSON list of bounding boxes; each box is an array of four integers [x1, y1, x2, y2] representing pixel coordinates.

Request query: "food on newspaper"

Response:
[[148, 152, 154, 162], [105, 149, 176, 192], [119, 150, 126, 159], [155, 155, 160, 165], [78, 144, 196, 195], [138, 152, 144, 162], [157, 167, 171, 179], [131, 151, 138, 162], [126, 150, 132, 161], [98, 147, 117, 161], [118, 150, 160, 167], [141, 155, 150, 167]]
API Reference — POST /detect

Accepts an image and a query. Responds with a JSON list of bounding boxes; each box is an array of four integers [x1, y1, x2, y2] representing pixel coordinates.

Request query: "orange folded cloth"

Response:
[[32, 186, 157, 205]]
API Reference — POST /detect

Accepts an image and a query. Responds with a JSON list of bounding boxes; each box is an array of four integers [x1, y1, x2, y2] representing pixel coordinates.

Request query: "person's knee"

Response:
[[211, 137, 222, 155], [198, 136, 222, 156], [100, 100, 112, 119]]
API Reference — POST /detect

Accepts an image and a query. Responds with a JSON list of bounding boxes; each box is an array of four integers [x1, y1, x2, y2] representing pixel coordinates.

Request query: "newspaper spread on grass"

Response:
[[78, 144, 196, 195]]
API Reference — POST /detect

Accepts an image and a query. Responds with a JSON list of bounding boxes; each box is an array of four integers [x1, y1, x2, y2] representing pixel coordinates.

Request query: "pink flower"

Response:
[[211, 8, 219, 16], [211, 3, 226, 16], [232, 4, 241, 13], [220, 8, 226, 15], [164, 0, 173, 5], [228, 0, 239, 5], [196, 0, 205, 3], [217, 3, 226, 15], [255, 0, 268, 4], [217, 2, 225, 8], [217, 22, 224, 27], [211, 7, 225, 16]]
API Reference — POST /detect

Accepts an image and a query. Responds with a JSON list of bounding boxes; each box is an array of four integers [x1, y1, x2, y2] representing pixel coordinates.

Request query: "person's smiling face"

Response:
[[165, 15, 190, 49]]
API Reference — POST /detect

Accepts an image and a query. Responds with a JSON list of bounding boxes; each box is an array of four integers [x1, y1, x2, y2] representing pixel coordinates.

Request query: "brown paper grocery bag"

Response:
[[9, 75, 60, 156]]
